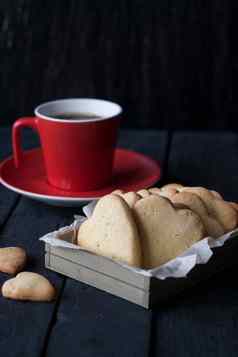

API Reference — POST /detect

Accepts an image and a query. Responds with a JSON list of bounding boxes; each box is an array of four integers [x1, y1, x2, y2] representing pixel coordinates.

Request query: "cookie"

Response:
[[133, 195, 205, 268], [211, 190, 223, 200], [181, 187, 238, 232], [121, 191, 141, 208], [148, 187, 161, 195], [113, 191, 141, 208], [0, 247, 27, 275], [162, 183, 184, 191], [111, 189, 124, 195], [160, 183, 184, 199], [137, 189, 150, 198], [2, 272, 56, 302], [229, 202, 238, 213], [77, 194, 142, 267], [170, 192, 225, 238]]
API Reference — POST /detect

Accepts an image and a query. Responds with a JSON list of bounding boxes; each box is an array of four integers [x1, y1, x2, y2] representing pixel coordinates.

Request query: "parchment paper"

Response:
[[40, 200, 238, 280]]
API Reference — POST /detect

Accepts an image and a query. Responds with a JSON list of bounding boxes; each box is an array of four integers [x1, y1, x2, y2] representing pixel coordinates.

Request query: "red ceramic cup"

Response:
[[12, 98, 122, 191]]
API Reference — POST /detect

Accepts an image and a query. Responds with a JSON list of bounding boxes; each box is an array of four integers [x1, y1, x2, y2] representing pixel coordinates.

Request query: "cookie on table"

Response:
[[133, 195, 205, 268], [0, 247, 27, 275], [77, 194, 142, 267], [2, 272, 56, 302]]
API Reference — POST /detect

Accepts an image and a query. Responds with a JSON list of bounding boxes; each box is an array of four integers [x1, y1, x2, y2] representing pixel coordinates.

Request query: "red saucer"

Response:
[[0, 148, 161, 206]]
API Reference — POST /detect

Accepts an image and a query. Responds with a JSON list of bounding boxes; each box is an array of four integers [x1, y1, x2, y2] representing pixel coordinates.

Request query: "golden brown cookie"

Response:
[[113, 191, 141, 208], [170, 192, 225, 238], [211, 190, 223, 200], [133, 195, 205, 268], [111, 189, 124, 195], [160, 183, 184, 199], [137, 189, 151, 198], [148, 187, 161, 195], [120, 192, 141, 208], [2, 272, 56, 302], [77, 194, 142, 267], [0, 247, 27, 275], [229, 201, 238, 213], [162, 183, 184, 191], [181, 187, 238, 232]]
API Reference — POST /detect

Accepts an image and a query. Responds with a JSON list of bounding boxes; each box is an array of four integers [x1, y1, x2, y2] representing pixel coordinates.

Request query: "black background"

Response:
[[0, 0, 237, 129]]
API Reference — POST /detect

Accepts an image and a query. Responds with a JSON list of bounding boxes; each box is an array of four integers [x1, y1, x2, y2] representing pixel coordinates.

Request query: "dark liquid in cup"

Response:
[[51, 112, 102, 120]]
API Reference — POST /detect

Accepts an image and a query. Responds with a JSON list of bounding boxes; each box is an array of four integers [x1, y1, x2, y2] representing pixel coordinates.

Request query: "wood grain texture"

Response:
[[0, 128, 19, 228], [0, 0, 236, 129], [46, 253, 150, 307], [151, 131, 238, 357], [44, 131, 168, 357], [167, 131, 238, 200], [0, 198, 81, 357]]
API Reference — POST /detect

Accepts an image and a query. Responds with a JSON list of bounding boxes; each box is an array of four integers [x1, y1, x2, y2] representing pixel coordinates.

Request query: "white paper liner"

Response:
[[40, 200, 238, 280]]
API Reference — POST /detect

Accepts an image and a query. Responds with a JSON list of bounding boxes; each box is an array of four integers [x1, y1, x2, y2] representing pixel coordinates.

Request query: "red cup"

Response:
[[12, 98, 122, 191]]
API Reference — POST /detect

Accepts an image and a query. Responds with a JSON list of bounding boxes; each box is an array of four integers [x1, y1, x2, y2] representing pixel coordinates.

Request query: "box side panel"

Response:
[[149, 233, 238, 307], [45, 244, 150, 291], [46, 252, 149, 308]]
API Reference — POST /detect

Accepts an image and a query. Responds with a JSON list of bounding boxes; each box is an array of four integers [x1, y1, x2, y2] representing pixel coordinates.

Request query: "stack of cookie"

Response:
[[77, 184, 238, 269]]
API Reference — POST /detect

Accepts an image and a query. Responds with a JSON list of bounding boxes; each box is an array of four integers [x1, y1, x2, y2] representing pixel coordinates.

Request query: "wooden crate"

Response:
[[44, 230, 238, 309]]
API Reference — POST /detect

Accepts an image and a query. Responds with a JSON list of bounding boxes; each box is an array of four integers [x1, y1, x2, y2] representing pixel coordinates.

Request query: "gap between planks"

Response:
[[40, 277, 67, 357], [0, 195, 21, 232]]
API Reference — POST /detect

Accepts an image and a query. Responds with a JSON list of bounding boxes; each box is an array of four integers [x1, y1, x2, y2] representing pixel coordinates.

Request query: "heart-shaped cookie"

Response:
[[159, 183, 184, 199], [181, 187, 238, 232], [170, 191, 225, 238], [148, 187, 161, 195], [114, 191, 141, 208], [112, 189, 124, 195], [0, 247, 27, 274], [157, 183, 223, 201], [2, 272, 56, 301], [137, 189, 150, 198], [229, 202, 238, 213], [77, 194, 142, 267], [133, 195, 205, 268], [211, 190, 223, 200]]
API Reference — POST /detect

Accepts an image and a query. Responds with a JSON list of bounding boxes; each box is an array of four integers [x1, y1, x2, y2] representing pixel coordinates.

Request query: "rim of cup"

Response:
[[35, 98, 122, 123]]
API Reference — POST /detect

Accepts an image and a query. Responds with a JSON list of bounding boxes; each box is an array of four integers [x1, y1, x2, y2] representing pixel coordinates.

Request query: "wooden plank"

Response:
[[0, 197, 80, 357], [152, 132, 238, 357], [46, 253, 149, 307], [45, 244, 150, 290], [0, 127, 19, 226], [166, 131, 238, 200], [45, 130, 168, 357]]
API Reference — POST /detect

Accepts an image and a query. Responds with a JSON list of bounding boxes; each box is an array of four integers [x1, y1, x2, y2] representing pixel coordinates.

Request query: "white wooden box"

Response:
[[44, 228, 238, 309]]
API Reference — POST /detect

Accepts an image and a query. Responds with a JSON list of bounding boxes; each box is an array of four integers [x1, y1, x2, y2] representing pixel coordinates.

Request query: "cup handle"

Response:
[[12, 117, 39, 168]]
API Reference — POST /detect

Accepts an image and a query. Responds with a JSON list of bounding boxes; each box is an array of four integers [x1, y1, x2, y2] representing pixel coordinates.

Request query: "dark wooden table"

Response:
[[1, 127, 238, 357]]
